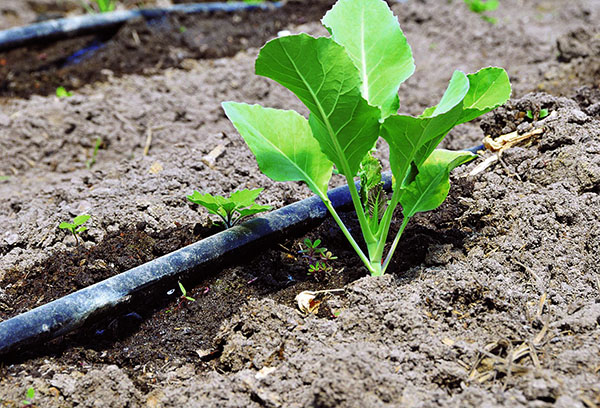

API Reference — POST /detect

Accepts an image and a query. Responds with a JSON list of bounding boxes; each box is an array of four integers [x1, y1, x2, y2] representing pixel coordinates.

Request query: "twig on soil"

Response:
[[201, 143, 229, 168], [144, 127, 153, 156], [144, 125, 166, 156]]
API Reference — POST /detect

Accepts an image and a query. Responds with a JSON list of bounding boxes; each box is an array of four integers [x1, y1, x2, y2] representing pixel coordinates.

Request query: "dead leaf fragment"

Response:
[[295, 289, 344, 315], [149, 161, 163, 174]]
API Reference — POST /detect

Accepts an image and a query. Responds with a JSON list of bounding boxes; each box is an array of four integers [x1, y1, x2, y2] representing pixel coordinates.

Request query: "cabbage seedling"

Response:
[[187, 188, 271, 228], [59, 214, 91, 244], [222, 0, 511, 275]]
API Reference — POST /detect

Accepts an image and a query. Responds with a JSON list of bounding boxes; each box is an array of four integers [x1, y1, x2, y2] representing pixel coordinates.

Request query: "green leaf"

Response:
[[188, 191, 228, 215], [464, 0, 499, 13], [421, 71, 469, 117], [458, 67, 511, 124], [188, 188, 271, 227], [238, 205, 272, 218], [56, 86, 72, 98], [222, 102, 333, 195], [400, 149, 476, 218], [26, 388, 35, 399], [178, 281, 187, 296], [229, 188, 264, 207], [412, 68, 510, 167], [59, 222, 75, 230], [322, 0, 415, 117], [255, 34, 381, 177], [76, 226, 88, 234], [73, 214, 91, 226], [382, 104, 463, 191]]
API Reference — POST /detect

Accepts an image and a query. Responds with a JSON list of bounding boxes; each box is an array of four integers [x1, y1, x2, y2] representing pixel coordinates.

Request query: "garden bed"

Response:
[[1, 0, 600, 406]]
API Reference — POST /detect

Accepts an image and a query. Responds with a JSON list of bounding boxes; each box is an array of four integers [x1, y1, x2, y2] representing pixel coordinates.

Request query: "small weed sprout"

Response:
[[463, 0, 499, 23], [86, 137, 103, 169], [166, 282, 196, 313], [187, 188, 271, 229], [59, 214, 91, 244], [56, 86, 72, 98], [22, 387, 35, 406], [526, 108, 549, 120], [299, 238, 338, 281]]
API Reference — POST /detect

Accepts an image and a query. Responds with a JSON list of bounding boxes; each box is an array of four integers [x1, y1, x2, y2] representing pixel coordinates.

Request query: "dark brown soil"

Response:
[[0, 0, 334, 99]]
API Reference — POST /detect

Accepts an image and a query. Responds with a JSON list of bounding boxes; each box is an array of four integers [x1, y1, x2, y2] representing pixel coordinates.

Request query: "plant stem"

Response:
[[321, 196, 376, 275], [371, 186, 401, 268], [345, 175, 376, 248], [381, 215, 411, 274]]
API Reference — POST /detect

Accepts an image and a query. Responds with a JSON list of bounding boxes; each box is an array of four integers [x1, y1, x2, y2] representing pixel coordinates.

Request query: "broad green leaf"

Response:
[[382, 103, 463, 191], [222, 102, 333, 195], [322, 0, 415, 117], [255, 34, 381, 177], [458, 67, 511, 124], [400, 149, 476, 218], [187, 191, 226, 215], [421, 71, 469, 117], [59, 222, 75, 230], [73, 214, 91, 226], [76, 226, 88, 234], [230, 188, 264, 207], [238, 205, 272, 218]]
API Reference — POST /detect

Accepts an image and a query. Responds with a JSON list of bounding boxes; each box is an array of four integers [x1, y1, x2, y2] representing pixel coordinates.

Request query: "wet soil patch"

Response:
[[0, 182, 473, 388], [0, 0, 334, 99]]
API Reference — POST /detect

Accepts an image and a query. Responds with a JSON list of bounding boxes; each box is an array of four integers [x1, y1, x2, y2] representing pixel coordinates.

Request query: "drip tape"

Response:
[[0, 1, 283, 51]]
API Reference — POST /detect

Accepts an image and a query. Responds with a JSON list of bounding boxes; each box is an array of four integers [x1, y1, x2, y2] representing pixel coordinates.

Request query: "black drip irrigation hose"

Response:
[[0, 1, 283, 51]]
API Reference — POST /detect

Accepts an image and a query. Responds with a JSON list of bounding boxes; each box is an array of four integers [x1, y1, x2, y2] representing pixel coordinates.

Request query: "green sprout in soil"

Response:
[[222, 0, 511, 276], [187, 188, 271, 229], [56, 86, 72, 98], [463, 0, 499, 23], [0, 175, 10, 182], [166, 282, 196, 313], [59, 214, 91, 244], [81, 0, 116, 13], [526, 108, 549, 120], [86, 137, 103, 169], [22, 387, 35, 406], [299, 238, 338, 281]]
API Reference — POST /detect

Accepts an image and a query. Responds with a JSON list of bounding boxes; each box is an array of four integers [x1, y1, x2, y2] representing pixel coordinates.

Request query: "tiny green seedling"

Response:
[[526, 108, 549, 120], [59, 214, 91, 244], [166, 282, 196, 313], [463, 0, 499, 23], [222, 0, 511, 276], [56, 86, 72, 98], [187, 188, 271, 228], [299, 238, 338, 281], [0, 175, 9, 182], [86, 137, 103, 169], [22, 387, 35, 406], [81, 0, 116, 13]]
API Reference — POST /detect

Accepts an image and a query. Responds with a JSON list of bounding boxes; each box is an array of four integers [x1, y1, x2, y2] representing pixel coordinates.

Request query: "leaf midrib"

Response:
[[279, 41, 353, 178]]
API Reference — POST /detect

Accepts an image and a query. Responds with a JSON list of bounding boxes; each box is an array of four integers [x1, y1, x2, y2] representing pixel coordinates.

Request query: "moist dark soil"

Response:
[[0, 0, 334, 99]]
